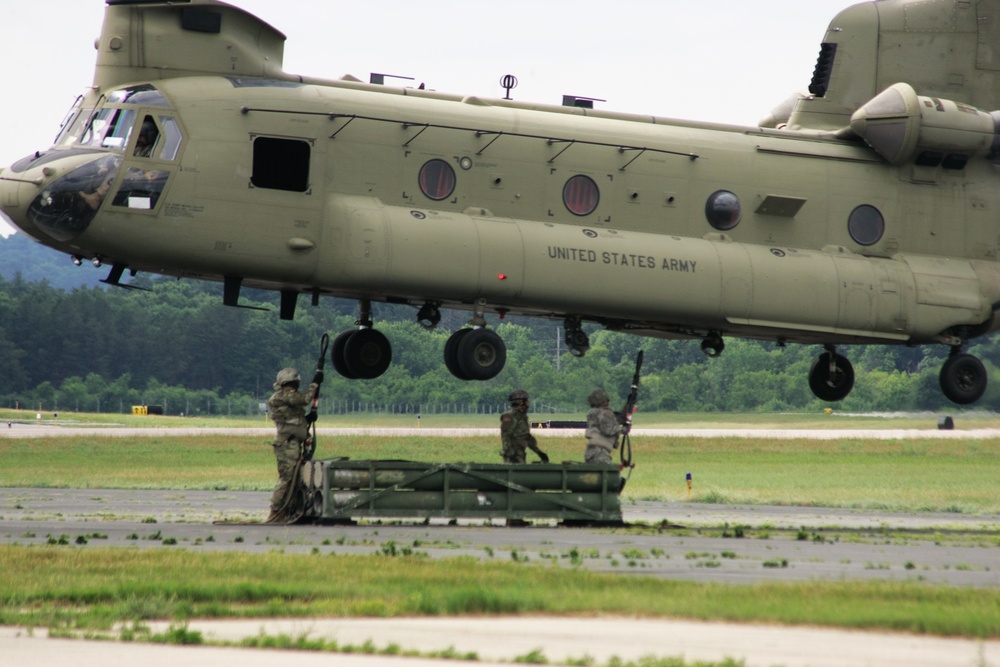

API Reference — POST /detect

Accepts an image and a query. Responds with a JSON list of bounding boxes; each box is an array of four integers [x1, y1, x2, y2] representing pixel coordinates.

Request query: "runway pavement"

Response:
[[3, 424, 1000, 666], [2, 488, 998, 586], [3, 617, 999, 667], [3, 488, 1000, 666]]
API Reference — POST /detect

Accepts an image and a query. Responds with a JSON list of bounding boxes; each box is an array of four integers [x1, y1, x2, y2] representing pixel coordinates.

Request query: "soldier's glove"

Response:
[[537, 451, 549, 464], [312, 371, 324, 385], [305, 411, 318, 424]]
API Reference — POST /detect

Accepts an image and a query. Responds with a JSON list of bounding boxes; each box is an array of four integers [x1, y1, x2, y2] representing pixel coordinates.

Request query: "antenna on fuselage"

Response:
[[500, 74, 518, 100], [562, 95, 606, 109]]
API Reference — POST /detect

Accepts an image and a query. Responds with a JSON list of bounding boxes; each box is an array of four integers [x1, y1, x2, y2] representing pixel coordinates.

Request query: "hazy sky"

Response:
[[0, 0, 856, 234]]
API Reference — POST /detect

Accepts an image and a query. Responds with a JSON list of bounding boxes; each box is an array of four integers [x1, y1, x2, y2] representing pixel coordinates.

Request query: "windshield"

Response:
[[79, 108, 137, 151], [53, 85, 173, 153], [53, 96, 84, 146], [27, 154, 123, 242], [107, 84, 170, 107]]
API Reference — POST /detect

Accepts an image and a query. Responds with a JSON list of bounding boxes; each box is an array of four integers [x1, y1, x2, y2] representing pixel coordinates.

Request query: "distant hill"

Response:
[[0, 232, 105, 290]]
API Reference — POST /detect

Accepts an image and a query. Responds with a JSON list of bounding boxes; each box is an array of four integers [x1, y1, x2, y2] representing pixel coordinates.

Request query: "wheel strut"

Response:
[[824, 344, 838, 378], [356, 299, 373, 329]]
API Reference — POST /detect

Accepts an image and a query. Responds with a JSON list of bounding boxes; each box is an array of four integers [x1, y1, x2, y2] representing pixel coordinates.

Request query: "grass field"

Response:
[[1, 432, 998, 513], [2, 411, 1000, 647], [3, 547, 1000, 639]]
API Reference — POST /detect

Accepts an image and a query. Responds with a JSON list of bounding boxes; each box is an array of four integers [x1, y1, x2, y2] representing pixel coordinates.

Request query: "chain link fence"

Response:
[[7, 397, 575, 417]]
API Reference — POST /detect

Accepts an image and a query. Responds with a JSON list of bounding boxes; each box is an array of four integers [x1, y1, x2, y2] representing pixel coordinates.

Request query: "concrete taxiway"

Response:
[[3, 488, 1000, 667], [2, 424, 999, 665], [3, 617, 999, 667], [2, 488, 999, 586]]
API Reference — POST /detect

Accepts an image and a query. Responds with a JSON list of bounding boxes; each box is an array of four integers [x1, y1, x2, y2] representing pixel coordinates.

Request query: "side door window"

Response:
[[111, 114, 184, 211]]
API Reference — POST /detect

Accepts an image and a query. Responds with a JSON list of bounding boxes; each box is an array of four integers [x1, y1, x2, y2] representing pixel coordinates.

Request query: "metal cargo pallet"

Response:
[[300, 459, 623, 525]]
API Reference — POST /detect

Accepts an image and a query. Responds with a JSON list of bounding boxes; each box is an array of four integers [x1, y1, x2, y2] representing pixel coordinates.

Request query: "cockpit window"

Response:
[[56, 102, 93, 147], [134, 116, 159, 157], [53, 95, 83, 144], [54, 85, 174, 152], [157, 116, 183, 160], [112, 166, 170, 211], [107, 84, 170, 107], [79, 108, 137, 150], [27, 154, 123, 242]]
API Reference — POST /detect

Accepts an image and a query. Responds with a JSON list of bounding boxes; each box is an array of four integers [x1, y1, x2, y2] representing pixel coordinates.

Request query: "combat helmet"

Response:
[[588, 389, 610, 407], [508, 389, 529, 404], [274, 367, 301, 389]]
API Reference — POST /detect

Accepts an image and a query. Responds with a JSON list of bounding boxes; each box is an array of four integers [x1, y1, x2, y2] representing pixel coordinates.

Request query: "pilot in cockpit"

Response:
[[79, 161, 116, 211], [134, 119, 158, 157]]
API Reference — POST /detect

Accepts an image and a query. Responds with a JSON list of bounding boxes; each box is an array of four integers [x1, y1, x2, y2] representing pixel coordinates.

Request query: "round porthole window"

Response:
[[848, 204, 885, 246], [418, 159, 456, 201], [563, 174, 600, 216], [705, 190, 741, 230]]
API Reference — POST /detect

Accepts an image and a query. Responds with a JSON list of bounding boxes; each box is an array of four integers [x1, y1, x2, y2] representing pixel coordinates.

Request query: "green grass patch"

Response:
[[2, 434, 999, 513], [3, 408, 998, 430], [2, 545, 999, 637], [634, 437, 1000, 513]]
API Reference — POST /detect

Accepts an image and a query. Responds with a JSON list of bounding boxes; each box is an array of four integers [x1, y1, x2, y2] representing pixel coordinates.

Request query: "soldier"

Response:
[[134, 118, 158, 157], [266, 366, 321, 522], [584, 389, 624, 464], [499, 389, 549, 464]]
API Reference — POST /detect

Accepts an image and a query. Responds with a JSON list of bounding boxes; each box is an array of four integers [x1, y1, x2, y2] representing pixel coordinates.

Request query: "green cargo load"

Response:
[[300, 459, 623, 525]]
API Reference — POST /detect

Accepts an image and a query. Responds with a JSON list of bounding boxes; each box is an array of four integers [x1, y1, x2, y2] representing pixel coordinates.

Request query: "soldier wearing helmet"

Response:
[[134, 118, 159, 157], [499, 389, 548, 464], [584, 388, 624, 464], [266, 366, 321, 522]]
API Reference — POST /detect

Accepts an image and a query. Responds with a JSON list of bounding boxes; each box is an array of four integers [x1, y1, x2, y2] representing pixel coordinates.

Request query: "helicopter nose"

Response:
[[0, 165, 39, 232], [0, 152, 122, 242], [1, 166, 18, 206]]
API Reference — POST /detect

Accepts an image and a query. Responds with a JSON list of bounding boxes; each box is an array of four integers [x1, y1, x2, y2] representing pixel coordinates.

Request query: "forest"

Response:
[[1, 233, 999, 416]]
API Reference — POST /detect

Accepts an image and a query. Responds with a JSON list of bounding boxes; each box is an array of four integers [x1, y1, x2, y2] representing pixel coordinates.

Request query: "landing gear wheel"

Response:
[[331, 330, 358, 379], [808, 351, 855, 402], [700, 336, 724, 358], [343, 328, 392, 379], [940, 353, 987, 405], [444, 328, 473, 380], [457, 328, 507, 380]]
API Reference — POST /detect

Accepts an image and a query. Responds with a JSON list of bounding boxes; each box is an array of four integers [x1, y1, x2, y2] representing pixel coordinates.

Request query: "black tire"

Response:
[[808, 351, 855, 402], [444, 328, 473, 380], [343, 328, 392, 379], [940, 353, 987, 405], [457, 328, 507, 380], [330, 330, 358, 379]]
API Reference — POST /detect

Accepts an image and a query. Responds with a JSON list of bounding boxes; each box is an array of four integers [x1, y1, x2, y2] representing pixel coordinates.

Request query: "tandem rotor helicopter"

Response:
[[3, 0, 1000, 404]]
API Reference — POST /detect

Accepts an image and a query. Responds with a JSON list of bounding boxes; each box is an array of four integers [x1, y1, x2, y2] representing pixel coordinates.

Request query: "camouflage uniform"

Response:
[[584, 389, 623, 464], [500, 390, 548, 463], [266, 368, 319, 519]]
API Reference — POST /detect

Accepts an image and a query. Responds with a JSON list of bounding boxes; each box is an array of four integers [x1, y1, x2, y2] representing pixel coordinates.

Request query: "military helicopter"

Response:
[[2, 0, 1000, 404]]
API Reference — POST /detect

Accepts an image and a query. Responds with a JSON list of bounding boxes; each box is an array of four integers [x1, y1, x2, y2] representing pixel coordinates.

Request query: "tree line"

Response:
[[1, 269, 998, 416]]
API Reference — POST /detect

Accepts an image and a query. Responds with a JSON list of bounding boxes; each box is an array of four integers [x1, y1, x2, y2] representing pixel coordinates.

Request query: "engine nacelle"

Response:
[[849, 82, 1000, 167]]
